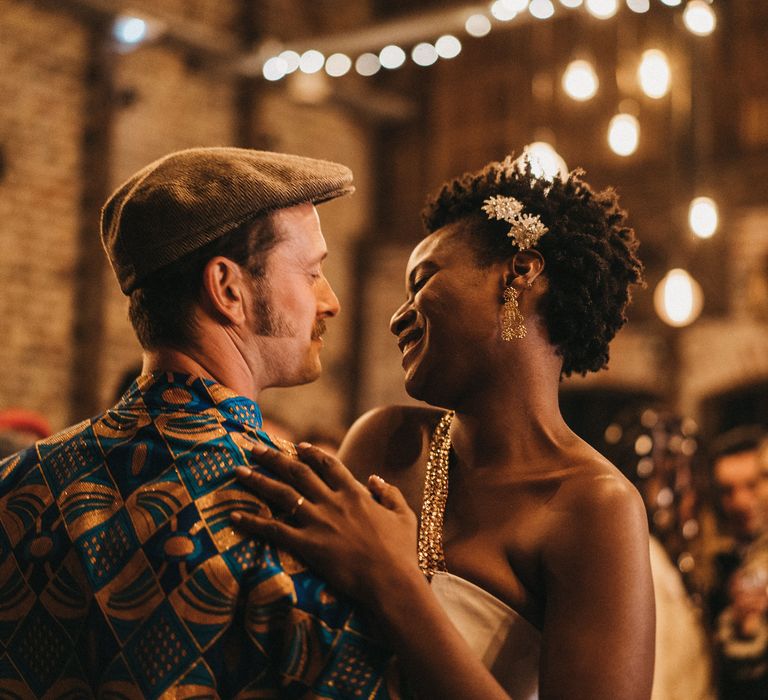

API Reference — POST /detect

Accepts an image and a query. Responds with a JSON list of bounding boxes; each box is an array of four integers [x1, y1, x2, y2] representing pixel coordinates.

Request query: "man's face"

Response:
[[248, 203, 339, 388], [714, 450, 766, 541]]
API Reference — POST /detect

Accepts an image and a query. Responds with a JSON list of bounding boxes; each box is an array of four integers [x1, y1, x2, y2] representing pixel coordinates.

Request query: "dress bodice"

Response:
[[431, 571, 540, 699]]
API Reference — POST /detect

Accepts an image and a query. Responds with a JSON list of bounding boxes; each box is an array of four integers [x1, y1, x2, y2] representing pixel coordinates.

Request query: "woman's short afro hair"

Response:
[[422, 155, 644, 377]]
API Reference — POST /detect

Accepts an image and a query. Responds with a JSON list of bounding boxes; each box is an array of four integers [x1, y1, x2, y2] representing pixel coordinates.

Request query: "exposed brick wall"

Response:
[[0, 3, 88, 430], [100, 42, 238, 410]]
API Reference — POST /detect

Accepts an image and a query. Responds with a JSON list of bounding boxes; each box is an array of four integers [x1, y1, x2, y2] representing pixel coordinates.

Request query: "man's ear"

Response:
[[503, 249, 546, 288], [200, 256, 248, 326]]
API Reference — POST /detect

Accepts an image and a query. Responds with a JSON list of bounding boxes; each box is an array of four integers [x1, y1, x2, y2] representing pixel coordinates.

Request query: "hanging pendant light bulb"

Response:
[[654, 268, 704, 327], [563, 59, 599, 101], [638, 49, 671, 99], [522, 142, 568, 180], [683, 0, 717, 36], [608, 113, 640, 156], [689, 197, 719, 238]]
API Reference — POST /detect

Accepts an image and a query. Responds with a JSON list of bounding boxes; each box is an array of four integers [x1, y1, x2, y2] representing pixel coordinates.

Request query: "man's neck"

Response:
[[142, 345, 262, 401]]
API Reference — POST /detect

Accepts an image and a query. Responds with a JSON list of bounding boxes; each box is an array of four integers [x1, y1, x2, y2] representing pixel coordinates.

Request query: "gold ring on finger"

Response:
[[288, 495, 305, 518]]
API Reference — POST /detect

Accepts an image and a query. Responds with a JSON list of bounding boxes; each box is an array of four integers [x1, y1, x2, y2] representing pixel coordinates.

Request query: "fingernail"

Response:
[[370, 474, 385, 486], [231, 512, 242, 522], [252, 441, 268, 454], [234, 466, 251, 478], [297, 441, 312, 450]]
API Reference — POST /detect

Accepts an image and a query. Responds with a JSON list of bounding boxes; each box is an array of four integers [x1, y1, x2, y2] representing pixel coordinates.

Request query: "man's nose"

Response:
[[319, 276, 340, 318]]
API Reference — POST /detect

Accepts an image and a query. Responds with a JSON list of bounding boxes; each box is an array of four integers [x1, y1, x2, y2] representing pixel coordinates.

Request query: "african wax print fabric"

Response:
[[0, 373, 396, 698]]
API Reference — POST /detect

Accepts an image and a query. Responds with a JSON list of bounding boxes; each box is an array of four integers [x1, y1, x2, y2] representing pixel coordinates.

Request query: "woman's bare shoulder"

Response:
[[545, 452, 648, 556], [339, 405, 444, 479]]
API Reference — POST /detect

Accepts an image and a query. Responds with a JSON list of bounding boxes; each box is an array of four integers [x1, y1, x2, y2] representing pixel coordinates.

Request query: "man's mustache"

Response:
[[311, 319, 327, 340]]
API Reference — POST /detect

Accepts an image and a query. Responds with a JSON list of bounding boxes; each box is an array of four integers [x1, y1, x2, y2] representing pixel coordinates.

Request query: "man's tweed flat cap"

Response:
[[100, 147, 354, 294]]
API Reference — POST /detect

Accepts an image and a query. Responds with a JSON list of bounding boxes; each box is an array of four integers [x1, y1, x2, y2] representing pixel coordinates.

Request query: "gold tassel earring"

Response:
[[502, 286, 526, 340]]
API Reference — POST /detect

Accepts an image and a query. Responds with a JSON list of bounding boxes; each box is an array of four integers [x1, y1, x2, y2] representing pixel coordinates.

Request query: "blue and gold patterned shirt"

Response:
[[0, 373, 397, 698]]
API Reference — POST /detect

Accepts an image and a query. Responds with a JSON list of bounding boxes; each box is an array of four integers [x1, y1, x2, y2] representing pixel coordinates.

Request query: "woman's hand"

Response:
[[233, 442, 512, 700], [231, 441, 422, 605]]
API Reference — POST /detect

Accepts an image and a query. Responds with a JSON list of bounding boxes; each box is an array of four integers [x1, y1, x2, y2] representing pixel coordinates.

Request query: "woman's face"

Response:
[[390, 222, 504, 407]]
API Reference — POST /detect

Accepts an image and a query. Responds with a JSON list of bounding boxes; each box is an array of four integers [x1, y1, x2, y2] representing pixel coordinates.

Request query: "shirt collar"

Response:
[[120, 371, 264, 431]]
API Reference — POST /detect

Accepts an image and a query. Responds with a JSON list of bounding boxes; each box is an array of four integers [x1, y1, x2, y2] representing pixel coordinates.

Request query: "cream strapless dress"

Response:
[[430, 571, 540, 699]]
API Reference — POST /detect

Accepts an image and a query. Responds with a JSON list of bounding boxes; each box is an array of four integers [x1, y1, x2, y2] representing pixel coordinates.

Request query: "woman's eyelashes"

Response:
[[410, 270, 434, 295]]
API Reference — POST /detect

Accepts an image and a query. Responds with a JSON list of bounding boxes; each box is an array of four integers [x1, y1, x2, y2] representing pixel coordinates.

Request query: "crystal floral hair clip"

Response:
[[481, 195, 549, 250]]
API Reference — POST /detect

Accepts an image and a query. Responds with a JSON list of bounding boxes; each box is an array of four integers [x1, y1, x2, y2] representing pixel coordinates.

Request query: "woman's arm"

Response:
[[538, 473, 656, 700], [232, 441, 511, 700]]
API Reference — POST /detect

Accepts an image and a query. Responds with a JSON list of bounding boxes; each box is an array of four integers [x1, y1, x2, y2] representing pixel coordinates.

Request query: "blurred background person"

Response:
[[707, 427, 768, 699], [602, 407, 715, 700]]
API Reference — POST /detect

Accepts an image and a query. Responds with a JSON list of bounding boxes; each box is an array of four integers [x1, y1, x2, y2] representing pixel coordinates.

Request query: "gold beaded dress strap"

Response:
[[417, 410, 455, 579]]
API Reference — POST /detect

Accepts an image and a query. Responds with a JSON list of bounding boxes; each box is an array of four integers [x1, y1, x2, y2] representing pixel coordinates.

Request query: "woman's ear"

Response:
[[505, 249, 545, 288], [200, 256, 248, 326]]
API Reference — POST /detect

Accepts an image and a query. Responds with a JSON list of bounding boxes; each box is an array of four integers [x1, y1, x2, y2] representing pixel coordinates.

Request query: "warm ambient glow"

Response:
[[688, 197, 719, 238], [608, 113, 640, 156], [585, 0, 619, 20], [638, 49, 671, 99], [683, 1, 717, 36], [562, 59, 599, 101], [523, 142, 568, 180], [654, 269, 704, 327]]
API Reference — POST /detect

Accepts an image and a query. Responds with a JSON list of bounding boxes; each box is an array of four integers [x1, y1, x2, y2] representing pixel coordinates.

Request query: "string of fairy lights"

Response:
[[112, 0, 719, 328]]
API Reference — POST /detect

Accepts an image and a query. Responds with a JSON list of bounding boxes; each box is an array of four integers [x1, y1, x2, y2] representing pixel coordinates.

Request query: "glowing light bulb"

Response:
[[559, 0, 583, 7], [503, 0, 530, 10], [626, 0, 650, 11], [355, 53, 381, 76], [660, 0, 682, 6], [608, 113, 640, 156], [522, 142, 568, 180], [654, 269, 704, 327], [638, 49, 671, 99], [491, 1, 518, 21], [465, 14, 492, 37], [585, 0, 619, 19], [412, 43, 438, 67], [435, 35, 462, 59], [299, 50, 325, 74], [262, 57, 288, 82], [379, 45, 406, 69], [529, 0, 555, 19], [688, 197, 718, 238], [279, 50, 301, 74], [683, 1, 716, 36], [113, 16, 148, 44], [325, 53, 352, 77], [562, 59, 599, 101]]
